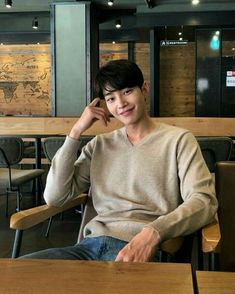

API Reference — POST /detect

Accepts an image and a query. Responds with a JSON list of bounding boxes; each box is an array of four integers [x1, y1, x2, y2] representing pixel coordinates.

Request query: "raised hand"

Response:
[[69, 98, 110, 139]]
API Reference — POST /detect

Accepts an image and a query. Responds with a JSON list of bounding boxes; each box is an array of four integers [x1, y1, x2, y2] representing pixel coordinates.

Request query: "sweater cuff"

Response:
[[60, 135, 82, 156], [143, 224, 162, 242]]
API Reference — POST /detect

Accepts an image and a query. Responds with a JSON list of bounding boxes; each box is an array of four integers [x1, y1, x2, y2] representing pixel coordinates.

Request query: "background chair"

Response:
[[42, 135, 94, 237], [0, 137, 45, 216], [196, 136, 233, 270], [196, 136, 233, 172], [215, 161, 235, 271]]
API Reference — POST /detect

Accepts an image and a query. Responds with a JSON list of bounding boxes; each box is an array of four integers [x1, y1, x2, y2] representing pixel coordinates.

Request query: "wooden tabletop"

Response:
[[196, 271, 235, 294], [1, 259, 194, 294]]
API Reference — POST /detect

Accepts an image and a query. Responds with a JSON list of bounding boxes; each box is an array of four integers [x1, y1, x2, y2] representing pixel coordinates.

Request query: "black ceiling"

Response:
[[0, 0, 235, 43]]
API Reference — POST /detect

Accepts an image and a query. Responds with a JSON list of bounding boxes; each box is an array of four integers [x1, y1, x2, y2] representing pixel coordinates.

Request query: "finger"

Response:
[[90, 97, 100, 106], [91, 111, 109, 127], [92, 108, 110, 126], [115, 251, 124, 262]]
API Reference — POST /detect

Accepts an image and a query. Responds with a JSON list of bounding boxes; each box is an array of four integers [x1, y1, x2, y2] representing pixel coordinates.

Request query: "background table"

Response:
[[1, 259, 194, 294], [196, 270, 235, 294]]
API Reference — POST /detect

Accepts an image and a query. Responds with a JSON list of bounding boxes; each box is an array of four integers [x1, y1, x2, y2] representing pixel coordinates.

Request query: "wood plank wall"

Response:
[[0, 44, 51, 116], [222, 41, 235, 56], [99, 42, 195, 117], [160, 43, 195, 117], [100, 43, 128, 66], [0, 42, 204, 118], [0, 42, 196, 117], [135, 43, 150, 112]]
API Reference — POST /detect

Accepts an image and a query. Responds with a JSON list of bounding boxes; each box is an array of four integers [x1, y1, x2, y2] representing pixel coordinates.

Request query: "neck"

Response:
[[126, 117, 156, 144]]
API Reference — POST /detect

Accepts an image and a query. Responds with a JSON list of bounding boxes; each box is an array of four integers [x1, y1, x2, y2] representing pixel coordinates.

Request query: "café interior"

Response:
[[0, 0, 235, 293]]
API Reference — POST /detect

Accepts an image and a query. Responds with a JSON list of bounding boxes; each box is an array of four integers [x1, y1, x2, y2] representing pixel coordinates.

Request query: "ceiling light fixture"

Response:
[[164, 26, 168, 41], [5, 0, 12, 8], [192, 0, 200, 5], [179, 25, 184, 40], [32, 17, 38, 30], [115, 19, 121, 29], [107, 0, 114, 6]]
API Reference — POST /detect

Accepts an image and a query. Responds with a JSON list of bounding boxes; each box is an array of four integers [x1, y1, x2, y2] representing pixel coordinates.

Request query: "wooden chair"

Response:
[[196, 137, 233, 270], [10, 136, 182, 259], [0, 137, 45, 216], [213, 161, 235, 271], [202, 162, 235, 271], [10, 136, 233, 261], [42, 135, 94, 236], [10, 190, 183, 258]]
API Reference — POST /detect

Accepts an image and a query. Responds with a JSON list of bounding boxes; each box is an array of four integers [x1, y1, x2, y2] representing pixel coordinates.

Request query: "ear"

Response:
[[141, 81, 149, 99]]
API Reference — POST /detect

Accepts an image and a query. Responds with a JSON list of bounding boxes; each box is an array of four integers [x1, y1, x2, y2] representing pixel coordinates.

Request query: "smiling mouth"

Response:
[[119, 107, 135, 116]]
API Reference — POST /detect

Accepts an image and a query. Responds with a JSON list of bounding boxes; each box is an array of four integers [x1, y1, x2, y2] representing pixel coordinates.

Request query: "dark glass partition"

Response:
[[195, 29, 221, 117], [221, 29, 235, 117]]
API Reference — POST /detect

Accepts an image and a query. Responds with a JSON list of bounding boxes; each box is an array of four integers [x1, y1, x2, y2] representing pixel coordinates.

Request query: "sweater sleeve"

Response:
[[146, 132, 218, 241], [43, 136, 94, 207]]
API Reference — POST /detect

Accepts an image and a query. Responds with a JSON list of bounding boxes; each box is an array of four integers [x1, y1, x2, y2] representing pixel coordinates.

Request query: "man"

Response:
[[23, 59, 217, 262]]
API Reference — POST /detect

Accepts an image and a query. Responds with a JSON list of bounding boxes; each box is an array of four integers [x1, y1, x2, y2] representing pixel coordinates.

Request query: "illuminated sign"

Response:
[[160, 40, 188, 46]]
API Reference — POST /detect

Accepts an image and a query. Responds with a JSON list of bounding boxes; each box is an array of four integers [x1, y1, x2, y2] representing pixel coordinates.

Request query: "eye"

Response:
[[123, 88, 133, 95], [106, 97, 115, 103]]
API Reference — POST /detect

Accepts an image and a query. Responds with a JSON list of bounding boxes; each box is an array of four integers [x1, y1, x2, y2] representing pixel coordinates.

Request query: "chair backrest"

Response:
[[43, 136, 94, 162], [77, 191, 97, 242], [215, 161, 235, 271], [43, 135, 95, 242], [0, 137, 24, 166], [196, 137, 233, 172]]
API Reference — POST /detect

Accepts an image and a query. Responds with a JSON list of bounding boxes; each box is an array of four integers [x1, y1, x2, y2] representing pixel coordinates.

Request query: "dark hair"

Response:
[[94, 59, 144, 99]]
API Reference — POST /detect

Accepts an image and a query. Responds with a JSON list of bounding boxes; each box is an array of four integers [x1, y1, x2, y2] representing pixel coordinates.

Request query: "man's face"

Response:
[[103, 83, 148, 126]]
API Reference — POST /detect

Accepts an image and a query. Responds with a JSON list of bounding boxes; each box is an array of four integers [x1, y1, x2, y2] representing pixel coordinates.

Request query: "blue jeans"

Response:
[[20, 236, 128, 261]]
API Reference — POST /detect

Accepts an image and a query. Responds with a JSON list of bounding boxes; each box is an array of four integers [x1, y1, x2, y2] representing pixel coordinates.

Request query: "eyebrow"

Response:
[[103, 89, 116, 98]]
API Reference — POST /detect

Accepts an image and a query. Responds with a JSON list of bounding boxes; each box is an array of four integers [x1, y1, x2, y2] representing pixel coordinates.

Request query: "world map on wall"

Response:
[[0, 45, 51, 116], [0, 81, 48, 102]]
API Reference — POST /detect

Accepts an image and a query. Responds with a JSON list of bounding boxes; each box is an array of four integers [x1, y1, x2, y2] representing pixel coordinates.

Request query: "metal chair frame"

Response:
[[0, 137, 44, 216]]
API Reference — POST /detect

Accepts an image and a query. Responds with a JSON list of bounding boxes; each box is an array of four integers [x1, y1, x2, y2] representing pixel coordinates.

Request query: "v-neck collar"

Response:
[[120, 124, 161, 147]]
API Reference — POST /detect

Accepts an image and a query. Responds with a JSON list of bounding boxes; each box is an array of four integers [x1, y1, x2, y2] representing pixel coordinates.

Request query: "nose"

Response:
[[117, 95, 127, 108]]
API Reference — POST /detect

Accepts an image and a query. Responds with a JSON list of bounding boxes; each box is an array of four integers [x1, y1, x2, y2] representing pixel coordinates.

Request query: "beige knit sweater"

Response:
[[44, 123, 218, 242]]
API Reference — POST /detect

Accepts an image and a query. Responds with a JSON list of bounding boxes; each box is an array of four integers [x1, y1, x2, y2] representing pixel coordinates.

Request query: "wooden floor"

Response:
[[0, 191, 82, 258]]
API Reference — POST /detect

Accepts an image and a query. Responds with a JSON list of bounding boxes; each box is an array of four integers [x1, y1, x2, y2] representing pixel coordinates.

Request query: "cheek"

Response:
[[106, 104, 115, 115]]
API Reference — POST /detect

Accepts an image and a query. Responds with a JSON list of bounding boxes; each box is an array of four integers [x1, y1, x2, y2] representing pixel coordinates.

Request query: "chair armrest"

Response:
[[10, 193, 88, 231], [160, 237, 184, 254], [202, 214, 221, 253]]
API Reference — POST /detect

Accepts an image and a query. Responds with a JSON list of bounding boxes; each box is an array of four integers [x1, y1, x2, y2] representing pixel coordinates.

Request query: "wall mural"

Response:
[[0, 44, 51, 116]]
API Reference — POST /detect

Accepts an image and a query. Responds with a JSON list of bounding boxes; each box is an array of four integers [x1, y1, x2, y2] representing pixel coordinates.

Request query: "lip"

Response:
[[118, 107, 135, 116]]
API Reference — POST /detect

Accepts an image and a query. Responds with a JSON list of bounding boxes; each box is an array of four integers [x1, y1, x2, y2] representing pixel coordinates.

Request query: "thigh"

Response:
[[19, 244, 97, 260], [99, 237, 128, 261]]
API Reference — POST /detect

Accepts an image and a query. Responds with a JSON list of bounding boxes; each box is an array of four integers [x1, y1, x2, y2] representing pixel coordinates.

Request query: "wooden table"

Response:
[[0, 259, 194, 294], [196, 271, 235, 294]]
